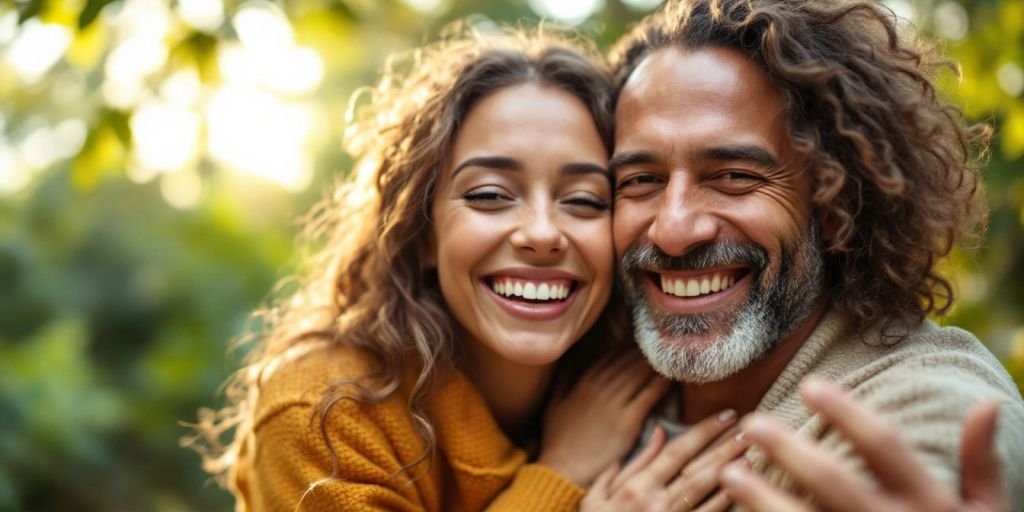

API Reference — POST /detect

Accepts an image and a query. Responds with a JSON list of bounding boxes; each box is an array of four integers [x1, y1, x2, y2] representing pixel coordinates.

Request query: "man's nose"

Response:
[[648, 178, 719, 257]]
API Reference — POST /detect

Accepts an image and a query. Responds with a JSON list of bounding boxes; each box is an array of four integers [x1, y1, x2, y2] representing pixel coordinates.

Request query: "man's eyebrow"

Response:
[[451, 156, 522, 177], [608, 151, 659, 174], [702, 145, 778, 168]]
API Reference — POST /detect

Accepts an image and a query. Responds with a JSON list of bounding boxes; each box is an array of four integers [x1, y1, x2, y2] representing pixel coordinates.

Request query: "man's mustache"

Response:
[[620, 241, 769, 274]]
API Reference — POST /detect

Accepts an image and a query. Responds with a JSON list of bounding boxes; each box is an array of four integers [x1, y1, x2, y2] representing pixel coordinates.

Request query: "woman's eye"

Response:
[[461, 187, 513, 206], [563, 196, 610, 211]]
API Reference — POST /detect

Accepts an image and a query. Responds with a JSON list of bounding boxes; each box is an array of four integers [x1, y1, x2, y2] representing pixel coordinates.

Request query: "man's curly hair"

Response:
[[611, 0, 990, 336]]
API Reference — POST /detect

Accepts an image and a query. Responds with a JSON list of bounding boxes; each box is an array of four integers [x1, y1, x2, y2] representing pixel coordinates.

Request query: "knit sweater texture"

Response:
[[748, 308, 1024, 507], [229, 345, 584, 511]]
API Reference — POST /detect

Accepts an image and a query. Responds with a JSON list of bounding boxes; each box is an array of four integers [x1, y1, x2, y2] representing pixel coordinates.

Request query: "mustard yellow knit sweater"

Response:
[[229, 345, 584, 511]]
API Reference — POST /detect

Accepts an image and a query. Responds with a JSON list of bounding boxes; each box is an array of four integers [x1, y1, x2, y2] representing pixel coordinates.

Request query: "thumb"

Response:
[[960, 400, 1009, 510]]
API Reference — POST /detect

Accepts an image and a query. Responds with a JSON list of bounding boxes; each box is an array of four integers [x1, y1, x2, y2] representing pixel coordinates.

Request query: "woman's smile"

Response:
[[430, 82, 614, 366]]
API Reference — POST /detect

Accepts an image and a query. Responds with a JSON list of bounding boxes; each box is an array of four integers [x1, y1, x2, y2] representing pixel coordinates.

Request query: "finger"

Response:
[[693, 490, 732, 512], [602, 350, 643, 380], [670, 431, 749, 508], [610, 424, 666, 491], [591, 462, 621, 498], [583, 350, 628, 383], [628, 374, 671, 413], [799, 378, 935, 494], [645, 409, 738, 484], [609, 356, 660, 401], [681, 430, 749, 478], [960, 400, 1009, 509], [720, 461, 813, 512], [741, 413, 877, 512]]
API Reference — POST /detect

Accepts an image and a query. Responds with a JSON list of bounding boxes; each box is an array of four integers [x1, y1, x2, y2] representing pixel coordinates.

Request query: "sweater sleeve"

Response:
[[483, 463, 585, 511], [828, 339, 1024, 508], [236, 399, 432, 512]]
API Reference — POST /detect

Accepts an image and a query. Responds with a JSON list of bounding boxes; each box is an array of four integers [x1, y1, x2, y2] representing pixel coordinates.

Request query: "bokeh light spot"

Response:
[[527, 0, 604, 25], [6, 20, 72, 85], [997, 63, 1024, 98]]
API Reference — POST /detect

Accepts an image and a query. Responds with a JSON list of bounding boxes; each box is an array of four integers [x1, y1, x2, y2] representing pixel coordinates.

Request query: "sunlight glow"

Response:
[[6, 20, 72, 85], [131, 101, 202, 173], [400, 0, 446, 14], [880, 0, 916, 24], [932, 1, 968, 41], [160, 168, 203, 209], [0, 10, 18, 45], [108, 0, 173, 41], [177, 0, 225, 33], [20, 123, 58, 169], [206, 86, 315, 191], [997, 63, 1024, 98], [160, 68, 203, 107], [53, 118, 88, 159], [527, 0, 604, 25], [234, 2, 294, 52], [0, 141, 30, 193], [218, 42, 324, 96], [620, 0, 663, 10]]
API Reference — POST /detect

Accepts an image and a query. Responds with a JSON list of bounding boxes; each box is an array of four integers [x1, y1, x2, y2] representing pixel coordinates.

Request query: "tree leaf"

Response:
[[78, 0, 117, 30]]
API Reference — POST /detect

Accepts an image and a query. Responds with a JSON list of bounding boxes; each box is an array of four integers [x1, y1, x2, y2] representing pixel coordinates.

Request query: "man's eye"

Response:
[[720, 171, 760, 181], [617, 174, 660, 188]]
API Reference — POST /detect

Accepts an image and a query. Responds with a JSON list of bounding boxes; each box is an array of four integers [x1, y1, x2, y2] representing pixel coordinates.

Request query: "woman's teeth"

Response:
[[660, 272, 735, 298], [490, 278, 571, 301]]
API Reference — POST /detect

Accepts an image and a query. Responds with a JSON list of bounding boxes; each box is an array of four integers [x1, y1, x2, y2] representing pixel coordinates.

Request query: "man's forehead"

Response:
[[616, 47, 787, 126]]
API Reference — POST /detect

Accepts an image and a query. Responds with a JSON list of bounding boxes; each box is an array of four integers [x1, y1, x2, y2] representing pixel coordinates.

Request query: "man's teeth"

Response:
[[491, 278, 571, 301], [660, 273, 735, 298]]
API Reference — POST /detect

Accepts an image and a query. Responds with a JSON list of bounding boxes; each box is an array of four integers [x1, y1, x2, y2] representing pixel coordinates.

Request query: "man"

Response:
[[604, 0, 1023, 508]]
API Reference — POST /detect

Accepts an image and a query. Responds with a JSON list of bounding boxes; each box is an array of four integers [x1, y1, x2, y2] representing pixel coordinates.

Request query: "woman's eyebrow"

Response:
[[562, 162, 610, 180], [450, 156, 522, 178]]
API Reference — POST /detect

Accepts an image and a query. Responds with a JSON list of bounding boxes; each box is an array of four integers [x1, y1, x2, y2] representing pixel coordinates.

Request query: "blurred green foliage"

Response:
[[0, 0, 1021, 510]]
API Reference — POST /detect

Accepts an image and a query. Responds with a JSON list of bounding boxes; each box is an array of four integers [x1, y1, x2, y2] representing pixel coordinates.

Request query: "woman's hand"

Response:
[[538, 351, 670, 487], [581, 409, 749, 511], [721, 378, 1010, 512]]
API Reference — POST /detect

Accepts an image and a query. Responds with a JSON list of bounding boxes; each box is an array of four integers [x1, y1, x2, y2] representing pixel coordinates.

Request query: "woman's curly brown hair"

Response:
[[185, 22, 620, 490], [610, 0, 990, 337]]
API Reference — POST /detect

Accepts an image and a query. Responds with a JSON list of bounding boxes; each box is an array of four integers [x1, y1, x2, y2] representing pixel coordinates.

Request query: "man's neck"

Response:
[[678, 301, 829, 424]]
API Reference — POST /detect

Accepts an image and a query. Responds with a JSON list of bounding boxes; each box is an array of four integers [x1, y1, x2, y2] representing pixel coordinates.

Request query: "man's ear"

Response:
[[817, 208, 840, 250]]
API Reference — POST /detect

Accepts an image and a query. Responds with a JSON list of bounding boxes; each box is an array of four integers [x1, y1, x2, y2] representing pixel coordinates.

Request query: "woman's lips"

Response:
[[482, 268, 583, 321]]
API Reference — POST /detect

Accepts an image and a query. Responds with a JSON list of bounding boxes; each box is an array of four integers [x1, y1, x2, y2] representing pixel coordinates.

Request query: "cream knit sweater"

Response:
[[749, 308, 1024, 507]]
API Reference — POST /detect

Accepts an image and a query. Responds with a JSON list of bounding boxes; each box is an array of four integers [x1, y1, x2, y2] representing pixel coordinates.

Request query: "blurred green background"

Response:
[[0, 0, 1021, 510]]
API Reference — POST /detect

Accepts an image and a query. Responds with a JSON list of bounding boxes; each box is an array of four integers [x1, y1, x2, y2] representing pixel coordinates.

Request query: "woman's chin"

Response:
[[487, 335, 575, 367]]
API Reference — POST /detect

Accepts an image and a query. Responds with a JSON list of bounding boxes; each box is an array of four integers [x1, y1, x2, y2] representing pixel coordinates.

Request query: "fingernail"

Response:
[[718, 409, 736, 423], [722, 465, 745, 487], [744, 415, 771, 437], [801, 379, 826, 401], [734, 432, 747, 444]]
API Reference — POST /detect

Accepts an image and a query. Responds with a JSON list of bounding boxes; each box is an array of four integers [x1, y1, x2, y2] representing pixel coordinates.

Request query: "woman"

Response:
[[188, 25, 730, 511]]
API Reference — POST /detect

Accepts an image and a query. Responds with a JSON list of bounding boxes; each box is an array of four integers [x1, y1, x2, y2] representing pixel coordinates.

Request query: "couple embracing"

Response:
[[193, 1, 1024, 510]]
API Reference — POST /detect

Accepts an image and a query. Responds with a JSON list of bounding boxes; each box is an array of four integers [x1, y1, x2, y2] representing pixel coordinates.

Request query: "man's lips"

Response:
[[642, 266, 752, 314], [654, 266, 750, 298]]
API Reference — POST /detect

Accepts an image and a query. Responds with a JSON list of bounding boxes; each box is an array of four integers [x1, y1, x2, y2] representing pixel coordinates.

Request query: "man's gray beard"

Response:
[[621, 222, 825, 384]]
